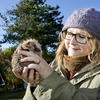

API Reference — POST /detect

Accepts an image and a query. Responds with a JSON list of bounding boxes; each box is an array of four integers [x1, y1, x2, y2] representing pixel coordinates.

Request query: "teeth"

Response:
[[70, 46, 77, 49], [69, 47, 79, 50], [69, 45, 79, 49]]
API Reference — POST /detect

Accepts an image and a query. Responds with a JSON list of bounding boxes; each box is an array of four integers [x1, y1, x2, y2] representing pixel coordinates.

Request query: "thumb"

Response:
[[28, 63, 39, 72]]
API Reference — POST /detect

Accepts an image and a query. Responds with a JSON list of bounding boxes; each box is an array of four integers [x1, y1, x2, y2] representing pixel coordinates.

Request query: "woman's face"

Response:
[[64, 28, 92, 56]]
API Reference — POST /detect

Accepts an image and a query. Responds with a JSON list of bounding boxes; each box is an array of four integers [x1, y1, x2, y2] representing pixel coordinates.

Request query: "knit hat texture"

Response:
[[62, 8, 100, 39]]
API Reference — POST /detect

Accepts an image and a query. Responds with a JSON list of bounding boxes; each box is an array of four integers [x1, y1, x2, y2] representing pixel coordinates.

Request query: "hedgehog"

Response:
[[11, 39, 42, 75]]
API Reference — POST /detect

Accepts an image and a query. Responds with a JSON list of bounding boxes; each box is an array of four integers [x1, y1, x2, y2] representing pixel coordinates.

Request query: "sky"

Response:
[[0, 0, 100, 50]]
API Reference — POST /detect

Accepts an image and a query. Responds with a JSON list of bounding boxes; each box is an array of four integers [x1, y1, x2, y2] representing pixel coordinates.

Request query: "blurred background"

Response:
[[0, 0, 100, 100]]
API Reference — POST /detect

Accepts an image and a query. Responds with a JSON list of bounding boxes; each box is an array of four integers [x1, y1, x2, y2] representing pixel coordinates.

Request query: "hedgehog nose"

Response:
[[34, 46, 41, 52], [24, 48, 30, 51]]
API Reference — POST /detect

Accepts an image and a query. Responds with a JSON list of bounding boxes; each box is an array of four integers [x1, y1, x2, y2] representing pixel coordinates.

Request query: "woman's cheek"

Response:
[[64, 40, 69, 50]]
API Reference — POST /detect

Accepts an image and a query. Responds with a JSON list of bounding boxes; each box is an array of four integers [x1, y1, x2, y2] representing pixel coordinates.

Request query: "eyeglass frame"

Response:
[[62, 30, 94, 44]]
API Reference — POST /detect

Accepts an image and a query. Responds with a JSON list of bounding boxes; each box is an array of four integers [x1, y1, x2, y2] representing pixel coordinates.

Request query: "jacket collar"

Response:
[[70, 64, 100, 85], [73, 64, 96, 77]]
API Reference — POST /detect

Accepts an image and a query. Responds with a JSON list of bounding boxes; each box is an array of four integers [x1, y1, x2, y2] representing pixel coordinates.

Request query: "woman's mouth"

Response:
[[71, 48, 80, 50], [69, 45, 80, 50]]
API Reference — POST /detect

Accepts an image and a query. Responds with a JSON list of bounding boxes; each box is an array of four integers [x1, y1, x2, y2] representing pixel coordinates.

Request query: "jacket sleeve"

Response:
[[23, 59, 100, 100], [33, 71, 100, 100]]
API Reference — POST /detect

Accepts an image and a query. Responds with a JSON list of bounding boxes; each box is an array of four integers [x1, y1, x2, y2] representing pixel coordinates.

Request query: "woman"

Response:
[[13, 8, 100, 100]]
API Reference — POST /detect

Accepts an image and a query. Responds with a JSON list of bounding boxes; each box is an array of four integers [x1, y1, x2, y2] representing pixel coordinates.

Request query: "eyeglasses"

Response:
[[62, 31, 93, 44]]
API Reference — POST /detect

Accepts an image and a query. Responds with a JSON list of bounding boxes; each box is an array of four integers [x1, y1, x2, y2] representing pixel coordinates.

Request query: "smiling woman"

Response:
[[0, 0, 100, 51], [64, 28, 92, 56], [12, 8, 100, 100]]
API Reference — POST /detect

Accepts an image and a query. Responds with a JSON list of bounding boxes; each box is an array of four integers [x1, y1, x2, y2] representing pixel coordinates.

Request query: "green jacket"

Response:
[[23, 60, 100, 100]]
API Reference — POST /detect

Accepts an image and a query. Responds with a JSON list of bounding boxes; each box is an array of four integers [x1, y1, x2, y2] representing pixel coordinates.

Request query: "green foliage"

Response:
[[0, 48, 23, 89], [0, 0, 63, 87], [0, 0, 63, 60], [0, 47, 15, 71]]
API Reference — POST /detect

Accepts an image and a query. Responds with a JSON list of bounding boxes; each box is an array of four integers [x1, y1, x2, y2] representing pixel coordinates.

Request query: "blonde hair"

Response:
[[88, 35, 100, 65], [56, 31, 100, 68]]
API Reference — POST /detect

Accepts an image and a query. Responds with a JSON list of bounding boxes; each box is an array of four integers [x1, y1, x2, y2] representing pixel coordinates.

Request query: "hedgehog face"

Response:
[[23, 41, 42, 56], [33, 44, 41, 52]]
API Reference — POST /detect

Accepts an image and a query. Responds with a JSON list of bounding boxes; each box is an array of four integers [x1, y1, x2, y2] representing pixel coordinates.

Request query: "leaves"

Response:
[[0, 0, 64, 64], [0, 0, 64, 88]]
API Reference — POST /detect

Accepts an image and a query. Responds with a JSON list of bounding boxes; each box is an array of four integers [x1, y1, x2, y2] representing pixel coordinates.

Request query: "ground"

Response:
[[0, 87, 25, 100]]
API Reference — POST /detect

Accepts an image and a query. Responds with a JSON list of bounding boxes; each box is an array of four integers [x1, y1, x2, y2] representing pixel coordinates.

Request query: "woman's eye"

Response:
[[67, 32, 72, 36], [79, 35, 86, 39]]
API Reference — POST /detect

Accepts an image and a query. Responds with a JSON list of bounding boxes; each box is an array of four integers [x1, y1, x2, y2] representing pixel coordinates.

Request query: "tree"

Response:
[[0, 48, 23, 89], [0, 0, 64, 61]]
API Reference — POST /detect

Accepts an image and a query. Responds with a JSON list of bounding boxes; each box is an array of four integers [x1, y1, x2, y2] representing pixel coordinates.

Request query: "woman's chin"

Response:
[[68, 48, 83, 56], [68, 50, 80, 56], [68, 53, 79, 56]]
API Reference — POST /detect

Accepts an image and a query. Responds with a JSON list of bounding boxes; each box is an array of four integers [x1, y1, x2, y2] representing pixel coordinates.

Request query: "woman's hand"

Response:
[[18, 50, 54, 79], [12, 67, 42, 87]]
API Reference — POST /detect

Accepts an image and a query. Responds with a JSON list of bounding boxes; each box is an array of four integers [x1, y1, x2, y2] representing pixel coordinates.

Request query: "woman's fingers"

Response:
[[28, 69, 35, 85], [22, 67, 29, 82], [22, 66, 41, 86], [18, 50, 40, 64], [21, 56, 40, 64], [12, 69, 22, 79], [28, 64, 39, 71], [12, 66, 41, 86], [17, 49, 53, 80], [35, 72, 41, 84], [18, 50, 37, 57], [28, 70, 41, 86], [28, 60, 53, 79]]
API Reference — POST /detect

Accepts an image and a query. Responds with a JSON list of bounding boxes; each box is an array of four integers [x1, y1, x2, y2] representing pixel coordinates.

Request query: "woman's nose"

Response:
[[70, 36, 77, 44]]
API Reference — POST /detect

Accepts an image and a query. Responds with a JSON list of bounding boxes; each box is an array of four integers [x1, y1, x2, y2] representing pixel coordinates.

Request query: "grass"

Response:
[[0, 87, 25, 100]]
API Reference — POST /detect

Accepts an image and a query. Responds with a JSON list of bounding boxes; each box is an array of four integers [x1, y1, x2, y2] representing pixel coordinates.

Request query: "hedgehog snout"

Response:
[[34, 45, 41, 52]]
